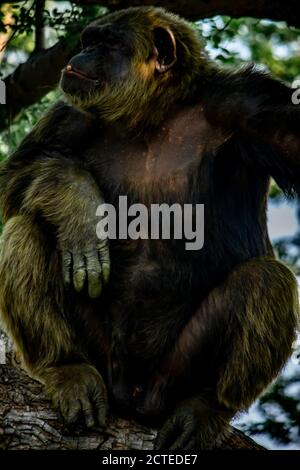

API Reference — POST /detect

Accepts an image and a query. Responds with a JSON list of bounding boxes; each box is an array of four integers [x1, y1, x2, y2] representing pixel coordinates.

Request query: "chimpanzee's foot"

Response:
[[43, 363, 108, 428], [155, 396, 231, 450]]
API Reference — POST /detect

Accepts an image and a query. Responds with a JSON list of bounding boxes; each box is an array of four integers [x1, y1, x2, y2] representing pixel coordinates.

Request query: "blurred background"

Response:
[[0, 0, 300, 449]]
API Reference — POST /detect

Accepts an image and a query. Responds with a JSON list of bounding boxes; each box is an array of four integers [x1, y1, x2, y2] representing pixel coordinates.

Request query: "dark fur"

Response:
[[0, 7, 299, 449]]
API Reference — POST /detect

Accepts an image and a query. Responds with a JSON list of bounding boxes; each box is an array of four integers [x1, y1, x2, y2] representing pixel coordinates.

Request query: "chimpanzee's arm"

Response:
[[204, 67, 300, 197], [0, 105, 110, 298]]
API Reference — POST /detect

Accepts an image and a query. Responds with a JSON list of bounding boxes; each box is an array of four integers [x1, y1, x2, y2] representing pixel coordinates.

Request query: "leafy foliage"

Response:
[[237, 363, 300, 448]]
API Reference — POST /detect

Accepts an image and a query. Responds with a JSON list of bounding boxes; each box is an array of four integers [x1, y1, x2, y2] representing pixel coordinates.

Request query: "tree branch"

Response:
[[0, 37, 79, 132], [0, 333, 264, 450], [34, 0, 46, 51], [71, 0, 300, 27]]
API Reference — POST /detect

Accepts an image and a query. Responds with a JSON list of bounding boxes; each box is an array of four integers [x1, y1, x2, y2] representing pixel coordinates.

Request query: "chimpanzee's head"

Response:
[[60, 7, 208, 128]]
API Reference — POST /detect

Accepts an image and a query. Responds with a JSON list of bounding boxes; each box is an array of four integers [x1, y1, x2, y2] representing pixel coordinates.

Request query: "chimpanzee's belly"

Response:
[[108, 239, 195, 357], [100, 239, 196, 412]]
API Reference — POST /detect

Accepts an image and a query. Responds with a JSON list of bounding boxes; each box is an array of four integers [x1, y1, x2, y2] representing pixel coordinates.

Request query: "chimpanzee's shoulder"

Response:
[[35, 101, 97, 148]]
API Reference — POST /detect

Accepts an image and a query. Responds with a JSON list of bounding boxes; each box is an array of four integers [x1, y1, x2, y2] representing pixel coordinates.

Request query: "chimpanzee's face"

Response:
[[60, 23, 134, 101], [60, 11, 178, 122]]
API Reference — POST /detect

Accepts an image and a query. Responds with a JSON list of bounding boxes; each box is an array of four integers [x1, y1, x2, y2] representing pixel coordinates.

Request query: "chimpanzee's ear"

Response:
[[153, 27, 177, 73]]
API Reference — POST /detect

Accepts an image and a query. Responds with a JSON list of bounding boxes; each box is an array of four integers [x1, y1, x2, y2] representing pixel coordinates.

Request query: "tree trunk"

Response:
[[0, 333, 264, 450]]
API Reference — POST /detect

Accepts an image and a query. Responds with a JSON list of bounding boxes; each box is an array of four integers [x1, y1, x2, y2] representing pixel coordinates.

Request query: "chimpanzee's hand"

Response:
[[155, 396, 228, 450], [53, 173, 111, 299], [46, 364, 109, 429], [62, 237, 110, 299]]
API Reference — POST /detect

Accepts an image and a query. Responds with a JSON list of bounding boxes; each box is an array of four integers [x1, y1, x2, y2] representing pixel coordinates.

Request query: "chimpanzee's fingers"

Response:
[[155, 416, 179, 450], [93, 387, 109, 428], [80, 396, 96, 428], [62, 251, 72, 285], [97, 241, 110, 284], [61, 398, 81, 425], [169, 427, 192, 450], [73, 252, 86, 292], [183, 438, 197, 450], [86, 250, 102, 298]]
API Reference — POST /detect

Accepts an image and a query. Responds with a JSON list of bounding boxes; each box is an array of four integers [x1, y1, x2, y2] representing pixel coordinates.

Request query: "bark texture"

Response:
[[0, 333, 264, 450]]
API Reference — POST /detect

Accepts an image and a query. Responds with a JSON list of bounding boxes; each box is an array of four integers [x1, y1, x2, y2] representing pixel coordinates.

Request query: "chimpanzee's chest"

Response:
[[85, 103, 229, 202]]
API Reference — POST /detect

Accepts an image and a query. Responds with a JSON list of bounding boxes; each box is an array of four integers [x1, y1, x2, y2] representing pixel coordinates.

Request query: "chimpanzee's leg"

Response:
[[0, 215, 108, 428], [146, 257, 299, 449]]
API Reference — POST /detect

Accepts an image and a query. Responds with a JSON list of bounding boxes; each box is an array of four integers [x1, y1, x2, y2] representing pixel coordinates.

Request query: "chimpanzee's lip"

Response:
[[63, 65, 99, 83]]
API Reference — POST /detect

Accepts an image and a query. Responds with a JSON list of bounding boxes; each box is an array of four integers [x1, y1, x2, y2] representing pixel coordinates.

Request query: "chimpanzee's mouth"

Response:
[[64, 65, 99, 84]]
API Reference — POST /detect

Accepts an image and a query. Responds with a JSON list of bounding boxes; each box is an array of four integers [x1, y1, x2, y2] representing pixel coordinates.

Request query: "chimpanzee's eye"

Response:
[[81, 34, 123, 50], [81, 36, 96, 49], [81, 25, 125, 50], [106, 34, 123, 48], [81, 28, 102, 49]]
